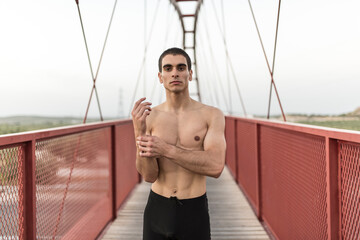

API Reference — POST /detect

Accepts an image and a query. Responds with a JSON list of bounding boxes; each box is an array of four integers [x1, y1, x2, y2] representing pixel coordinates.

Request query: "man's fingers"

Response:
[[137, 107, 151, 119], [138, 146, 152, 153], [137, 105, 152, 118], [139, 151, 157, 158], [137, 135, 152, 142], [137, 140, 153, 148], [136, 140, 146, 147], [134, 97, 146, 109], [139, 110, 151, 121], [136, 139, 150, 147], [132, 98, 145, 116], [139, 151, 151, 157], [134, 102, 152, 117], [132, 98, 149, 116], [137, 135, 160, 158]]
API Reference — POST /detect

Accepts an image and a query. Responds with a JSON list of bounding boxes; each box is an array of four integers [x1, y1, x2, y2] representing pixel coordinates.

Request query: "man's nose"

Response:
[[171, 68, 179, 78]]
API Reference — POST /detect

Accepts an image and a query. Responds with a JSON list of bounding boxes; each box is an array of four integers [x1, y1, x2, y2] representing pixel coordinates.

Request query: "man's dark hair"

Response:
[[158, 47, 192, 72]]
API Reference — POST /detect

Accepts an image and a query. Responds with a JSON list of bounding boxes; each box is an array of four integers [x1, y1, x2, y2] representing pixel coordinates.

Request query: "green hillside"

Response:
[[0, 116, 102, 135]]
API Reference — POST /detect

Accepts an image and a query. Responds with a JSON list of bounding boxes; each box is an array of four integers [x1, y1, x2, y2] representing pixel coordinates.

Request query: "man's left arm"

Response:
[[137, 108, 226, 178]]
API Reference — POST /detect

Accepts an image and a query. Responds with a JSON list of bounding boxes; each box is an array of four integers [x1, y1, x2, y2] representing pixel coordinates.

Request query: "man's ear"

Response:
[[158, 72, 163, 84], [189, 69, 193, 81]]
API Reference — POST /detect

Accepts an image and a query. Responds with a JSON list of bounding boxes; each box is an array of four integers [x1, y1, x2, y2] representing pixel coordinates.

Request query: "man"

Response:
[[131, 47, 226, 240]]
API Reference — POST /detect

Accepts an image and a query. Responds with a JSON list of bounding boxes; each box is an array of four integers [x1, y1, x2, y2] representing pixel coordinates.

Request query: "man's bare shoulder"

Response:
[[149, 103, 166, 118], [196, 102, 224, 119], [146, 105, 161, 122], [152, 102, 166, 111], [146, 103, 169, 124], [145, 104, 163, 129]]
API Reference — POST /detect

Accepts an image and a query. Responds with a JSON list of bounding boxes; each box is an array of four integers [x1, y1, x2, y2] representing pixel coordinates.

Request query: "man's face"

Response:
[[158, 54, 192, 93]]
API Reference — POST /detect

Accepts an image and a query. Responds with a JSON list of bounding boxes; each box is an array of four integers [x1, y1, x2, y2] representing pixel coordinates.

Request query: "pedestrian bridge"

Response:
[[1, 116, 359, 239], [2, 0, 360, 239]]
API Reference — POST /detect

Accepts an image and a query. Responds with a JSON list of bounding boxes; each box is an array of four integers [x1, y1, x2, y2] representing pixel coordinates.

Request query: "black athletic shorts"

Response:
[[143, 190, 211, 240]]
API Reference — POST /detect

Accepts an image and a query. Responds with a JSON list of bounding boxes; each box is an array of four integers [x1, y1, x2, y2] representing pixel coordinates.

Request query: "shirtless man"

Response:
[[131, 47, 226, 240]]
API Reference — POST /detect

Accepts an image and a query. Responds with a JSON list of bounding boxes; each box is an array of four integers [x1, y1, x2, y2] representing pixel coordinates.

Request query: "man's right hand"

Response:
[[131, 97, 152, 136]]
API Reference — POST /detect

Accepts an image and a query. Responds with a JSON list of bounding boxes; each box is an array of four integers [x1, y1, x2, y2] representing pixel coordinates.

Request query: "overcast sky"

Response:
[[1, 0, 359, 119]]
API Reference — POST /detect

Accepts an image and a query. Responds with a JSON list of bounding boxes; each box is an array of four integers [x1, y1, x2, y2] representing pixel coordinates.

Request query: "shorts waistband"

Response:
[[150, 189, 207, 203]]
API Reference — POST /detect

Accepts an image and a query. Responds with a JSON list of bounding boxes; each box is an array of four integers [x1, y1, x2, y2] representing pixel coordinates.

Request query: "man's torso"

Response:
[[147, 102, 211, 199]]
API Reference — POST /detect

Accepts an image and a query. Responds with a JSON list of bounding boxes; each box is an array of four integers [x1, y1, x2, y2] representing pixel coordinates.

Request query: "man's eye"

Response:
[[178, 66, 185, 71]]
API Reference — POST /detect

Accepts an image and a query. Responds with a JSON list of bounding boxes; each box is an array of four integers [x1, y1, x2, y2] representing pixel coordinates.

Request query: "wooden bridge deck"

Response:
[[99, 167, 270, 240]]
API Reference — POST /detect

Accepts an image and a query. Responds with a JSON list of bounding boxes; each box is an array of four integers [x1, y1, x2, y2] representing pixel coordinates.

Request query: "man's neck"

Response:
[[164, 91, 192, 113]]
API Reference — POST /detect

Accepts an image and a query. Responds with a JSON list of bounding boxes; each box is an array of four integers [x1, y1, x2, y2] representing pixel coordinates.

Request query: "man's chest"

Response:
[[150, 112, 208, 149]]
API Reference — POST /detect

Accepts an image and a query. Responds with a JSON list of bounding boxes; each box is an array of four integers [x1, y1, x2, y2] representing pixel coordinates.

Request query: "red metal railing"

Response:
[[225, 116, 360, 240], [2, 116, 359, 239], [0, 120, 138, 240]]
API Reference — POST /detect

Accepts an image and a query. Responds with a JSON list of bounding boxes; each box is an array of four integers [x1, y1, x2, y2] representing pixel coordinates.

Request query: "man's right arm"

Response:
[[131, 98, 159, 183]]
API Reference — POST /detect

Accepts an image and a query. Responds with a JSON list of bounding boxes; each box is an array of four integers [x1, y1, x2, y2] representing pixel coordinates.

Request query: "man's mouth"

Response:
[[170, 81, 181, 84]]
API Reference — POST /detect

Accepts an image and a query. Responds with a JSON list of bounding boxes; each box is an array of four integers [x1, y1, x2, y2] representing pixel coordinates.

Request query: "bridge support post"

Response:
[[255, 124, 262, 220], [111, 126, 117, 220], [234, 119, 239, 183], [325, 137, 339, 239], [170, 0, 202, 102], [21, 140, 36, 240]]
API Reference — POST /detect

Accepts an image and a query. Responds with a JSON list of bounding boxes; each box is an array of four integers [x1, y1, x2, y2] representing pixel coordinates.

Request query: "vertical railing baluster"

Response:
[[18, 144, 25, 240], [111, 125, 117, 220], [22, 140, 36, 240], [325, 137, 340, 239], [234, 118, 239, 183], [255, 123, 262, 220]]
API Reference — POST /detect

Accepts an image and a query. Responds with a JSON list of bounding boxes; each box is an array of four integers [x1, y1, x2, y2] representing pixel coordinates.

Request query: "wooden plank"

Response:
[[99, 167, 270, 240]]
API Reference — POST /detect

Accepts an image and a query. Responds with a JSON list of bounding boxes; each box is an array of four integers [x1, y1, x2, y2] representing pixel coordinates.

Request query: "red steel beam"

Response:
[[225, 116, 360, 143], [0, 119, 132, 146], [181, 14, 195, 18], [170, 0, 203, 102], [2, 117, 360, 148]]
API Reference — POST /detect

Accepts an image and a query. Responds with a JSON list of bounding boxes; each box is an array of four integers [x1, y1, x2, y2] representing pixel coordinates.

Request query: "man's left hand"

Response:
[[136, 135, 170, 158]]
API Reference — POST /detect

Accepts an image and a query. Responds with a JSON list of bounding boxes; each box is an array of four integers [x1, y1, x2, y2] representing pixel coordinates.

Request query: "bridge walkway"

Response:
[[100, 166, 270, 240]]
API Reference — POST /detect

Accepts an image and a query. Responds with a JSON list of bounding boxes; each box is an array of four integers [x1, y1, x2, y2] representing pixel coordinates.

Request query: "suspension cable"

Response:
[[196, 34, 210, 105], [226, 51, 247, 116], [247, 0, 286, 121], [150, 1, 173, 102], [198, 33, 219, 106], [144, 0, 147, 97], [159, 4, 176, 104], [210, 0, 247, 116], [163, 2, 175, 48], [197, 19, 220, 107], [76, 2, 104, 123], [202, 9, 230, 112], [84, 0, 118, 123], [76, 0, 120, 123], [220, 0, 232, 113], [53, 1, 119, 237], [267, 0, 282, 119], [94, 0, 118, 87], [128, 0, 161, 116]]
